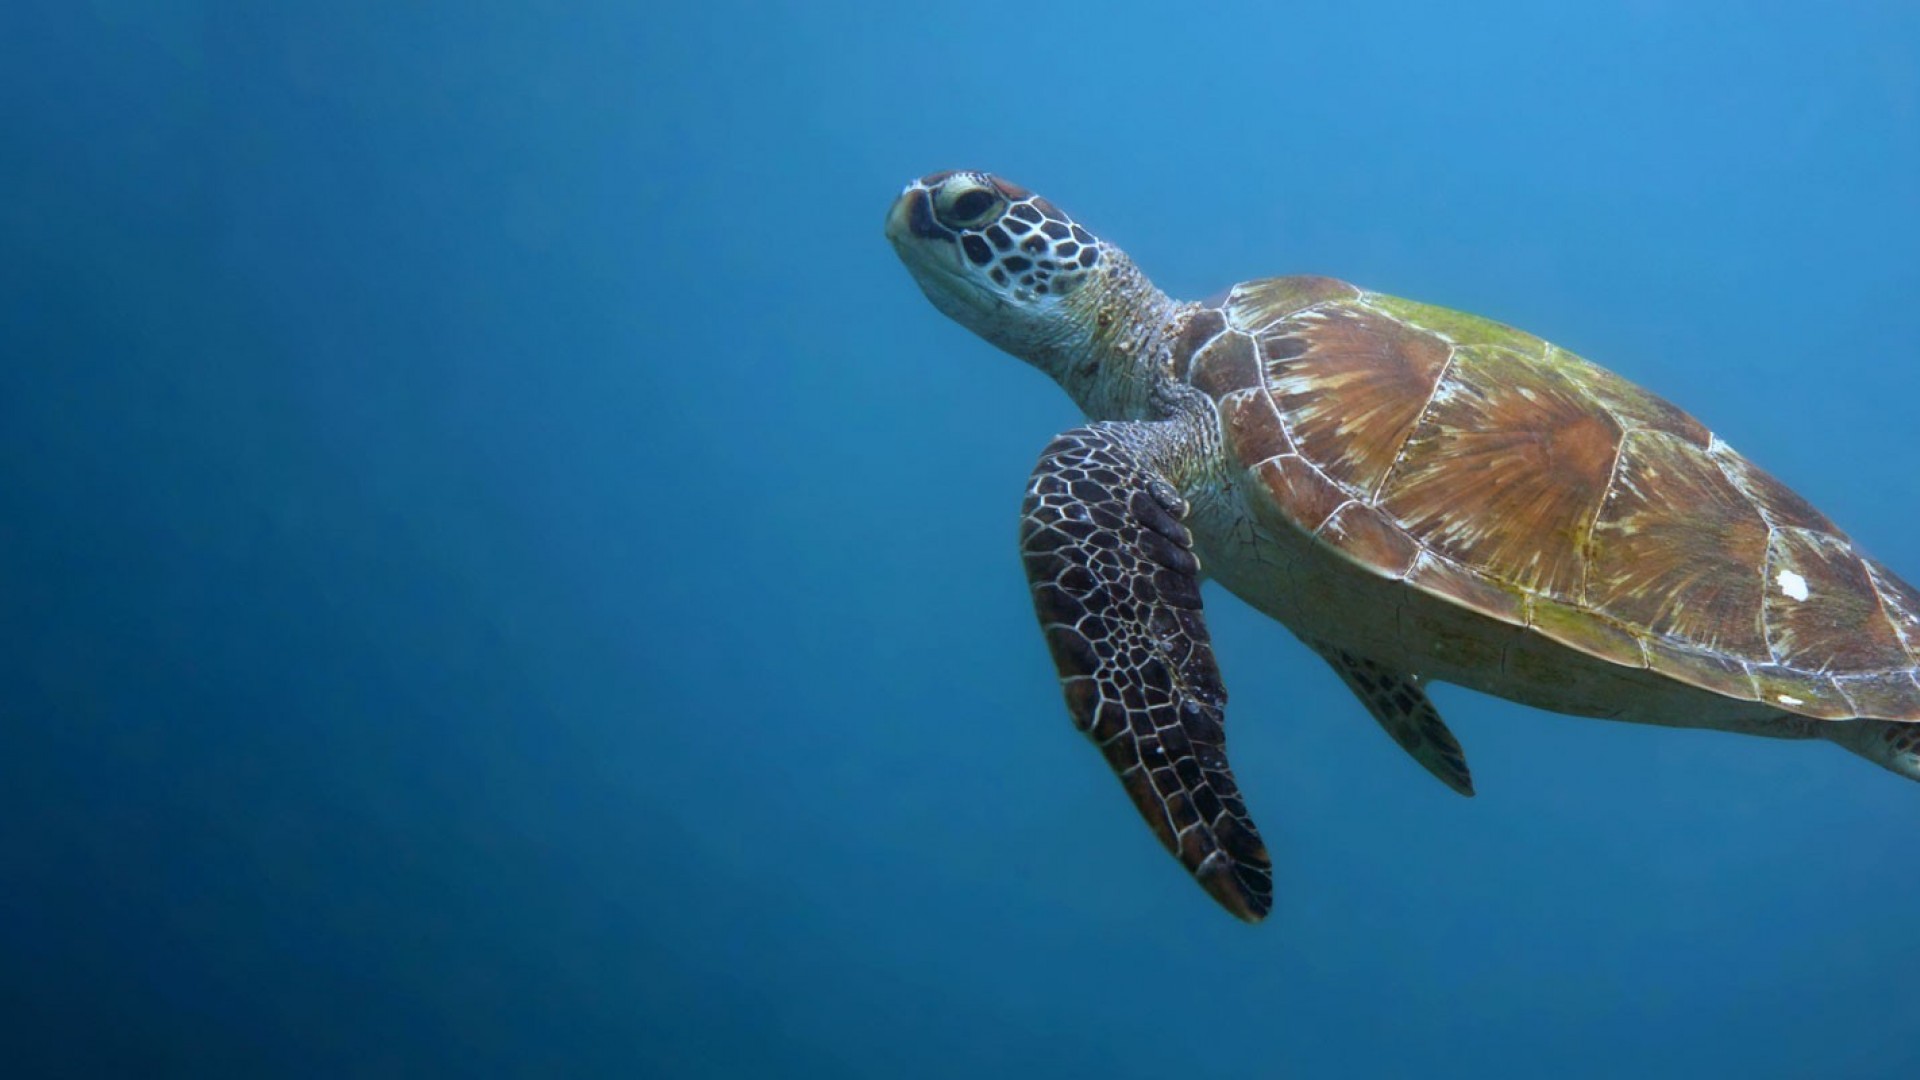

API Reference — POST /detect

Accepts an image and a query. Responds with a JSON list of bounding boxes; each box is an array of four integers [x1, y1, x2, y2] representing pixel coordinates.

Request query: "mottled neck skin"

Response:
[[1038, 249, 1192, 423], [882, 171, 1192, 424]]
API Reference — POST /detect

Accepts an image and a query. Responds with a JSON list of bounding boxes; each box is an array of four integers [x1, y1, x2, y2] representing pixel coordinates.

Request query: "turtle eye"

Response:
[[933, 181, 1004, 230]]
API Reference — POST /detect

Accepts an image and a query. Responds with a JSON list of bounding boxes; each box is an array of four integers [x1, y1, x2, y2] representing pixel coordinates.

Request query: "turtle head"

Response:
[[886, 171, 1116, 372]]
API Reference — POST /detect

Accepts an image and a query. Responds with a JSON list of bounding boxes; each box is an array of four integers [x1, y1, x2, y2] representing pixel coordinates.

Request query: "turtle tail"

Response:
[[1824, 718, 1920, 783]]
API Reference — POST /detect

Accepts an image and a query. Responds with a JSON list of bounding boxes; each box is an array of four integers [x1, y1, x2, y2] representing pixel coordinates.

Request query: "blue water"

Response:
[[3, 2, 1918, 1075]]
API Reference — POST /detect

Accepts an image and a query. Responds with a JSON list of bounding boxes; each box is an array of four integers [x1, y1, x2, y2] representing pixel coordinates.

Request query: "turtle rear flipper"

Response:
[[1825, 717, 1920, 783], [1311, 642, 1475, 797], [1020, 424, 1272, 922]]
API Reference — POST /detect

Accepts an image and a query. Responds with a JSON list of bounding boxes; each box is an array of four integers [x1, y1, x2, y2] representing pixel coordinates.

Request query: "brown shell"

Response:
[[1178, 277, 1920, 721]]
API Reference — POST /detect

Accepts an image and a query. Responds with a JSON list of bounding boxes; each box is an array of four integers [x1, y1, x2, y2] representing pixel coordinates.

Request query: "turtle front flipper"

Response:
[[1020, 424, 1272, 922], [1312, 643, 1474, 797]]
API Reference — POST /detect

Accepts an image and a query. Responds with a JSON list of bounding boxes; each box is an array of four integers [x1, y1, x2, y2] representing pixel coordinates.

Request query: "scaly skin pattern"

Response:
[[887, 170, 1920, 921], [1021, 424, 1272, 920], [1309, 640, 1473, 796]]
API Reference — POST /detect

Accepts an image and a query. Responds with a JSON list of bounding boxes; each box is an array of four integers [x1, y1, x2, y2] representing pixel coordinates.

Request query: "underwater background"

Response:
[[3, 2, 1919, 1075]]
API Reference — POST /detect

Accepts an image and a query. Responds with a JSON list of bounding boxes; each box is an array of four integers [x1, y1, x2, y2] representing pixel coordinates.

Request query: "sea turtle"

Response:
[[885, 170, 1920, 922]]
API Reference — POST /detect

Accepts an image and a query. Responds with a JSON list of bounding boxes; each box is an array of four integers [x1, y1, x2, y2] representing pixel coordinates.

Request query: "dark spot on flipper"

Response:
[[1137, 529, 1199, 575], [1057, 565, 1097, 594], [1153, 567, 1203, 608], [1090, 702, 1127, 741], [1130, 487, 1192, 546], [1042, 625, 1100, 677], [1190, 781, 1224, 822], [1031, 582, 1084, 625], [1062, 675, 1100, 722], [1385, 712, 1420, 749]]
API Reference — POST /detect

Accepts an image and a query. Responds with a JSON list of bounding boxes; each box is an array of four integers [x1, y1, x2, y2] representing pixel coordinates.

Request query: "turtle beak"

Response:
[[884, 185, 955, 248], [883, 189, 916, 246]]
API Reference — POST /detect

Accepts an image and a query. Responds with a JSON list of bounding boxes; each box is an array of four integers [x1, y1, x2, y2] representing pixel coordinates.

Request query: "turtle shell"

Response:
[[1175, 275, 1920, 721]]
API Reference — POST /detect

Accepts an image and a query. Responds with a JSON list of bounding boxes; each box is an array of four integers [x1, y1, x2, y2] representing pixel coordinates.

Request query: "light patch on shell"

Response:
[[1777, 694, 1804, 706], [1776, 569, 1810, 602]]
